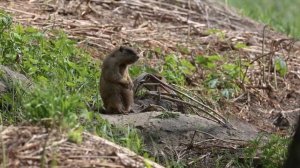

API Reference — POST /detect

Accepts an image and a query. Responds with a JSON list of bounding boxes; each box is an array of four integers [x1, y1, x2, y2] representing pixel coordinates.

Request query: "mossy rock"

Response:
[[0, 65, 32, 95]]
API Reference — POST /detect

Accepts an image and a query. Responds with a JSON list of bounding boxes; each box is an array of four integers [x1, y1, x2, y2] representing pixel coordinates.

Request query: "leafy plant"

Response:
[[23, 85, 82, 128], [274, 56, 288, 77], [122, 126, 144, 154], [235, 135, 289, 168], [68, 128, 83, 144], [260, 135, 289, 168], [162, 54, 195, 85], [0, 11, 100, 119], [196, 54, 246, 99], [196, 54, 222, 69], [0, 11, 145, 154], [0, 11, 12, 33]]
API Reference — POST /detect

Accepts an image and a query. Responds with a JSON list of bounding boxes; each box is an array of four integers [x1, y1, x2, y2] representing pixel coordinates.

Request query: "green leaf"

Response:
[[222, 63, 240, 78], [195, 55, 208, 65], [180, 59, 195, 75], [12, 32, 22, 41], [206, 62, 216, 69], [208, 55, 222, 61], [221, 89, 234, 99], [208, 78, 219, 88], [234, 42, 247, 49], [68, 129, 83, 144], [80, 111, 93, 121], [66, 81, 76, 87], [165, 54, 177, 65], [222, 63, 236, 71], [196, 55, 221, 69], [275, 56, 287, 77], [37, 75, 48, 83]]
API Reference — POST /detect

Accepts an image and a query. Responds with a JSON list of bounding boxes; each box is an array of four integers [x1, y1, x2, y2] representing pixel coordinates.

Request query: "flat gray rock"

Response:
[[102, 112, 258, 147]]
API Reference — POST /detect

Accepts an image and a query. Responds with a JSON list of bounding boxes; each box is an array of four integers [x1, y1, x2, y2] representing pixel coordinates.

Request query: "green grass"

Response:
[[234, 135, 289, 168], [0, 11, 145, 155], [224, 0, 300, 38]]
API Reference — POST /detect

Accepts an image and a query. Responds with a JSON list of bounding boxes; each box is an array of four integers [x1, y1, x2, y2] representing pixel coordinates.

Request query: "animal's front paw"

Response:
[[122, 110, 130, 115], [122, 81, 133, 90], [128, 82, 134, 90]]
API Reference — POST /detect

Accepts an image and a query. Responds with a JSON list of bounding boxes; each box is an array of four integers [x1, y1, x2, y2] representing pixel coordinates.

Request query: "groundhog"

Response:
[[100, 46, 139, 114]]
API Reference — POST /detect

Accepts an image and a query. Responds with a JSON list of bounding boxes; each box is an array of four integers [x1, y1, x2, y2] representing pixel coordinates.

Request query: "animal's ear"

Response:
[[119, 46, 124, 52]]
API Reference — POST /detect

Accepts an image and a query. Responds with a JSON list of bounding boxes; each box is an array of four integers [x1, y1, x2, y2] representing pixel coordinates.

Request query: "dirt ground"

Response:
[[1, 0, 300, 167]]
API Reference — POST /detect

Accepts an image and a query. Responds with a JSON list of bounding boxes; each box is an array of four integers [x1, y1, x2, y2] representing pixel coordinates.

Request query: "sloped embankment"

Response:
[[1, 0, 300, 167]]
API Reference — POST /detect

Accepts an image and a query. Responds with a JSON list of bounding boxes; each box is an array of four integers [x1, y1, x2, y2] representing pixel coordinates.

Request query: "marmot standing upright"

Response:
[[100, 46, 139, 114]]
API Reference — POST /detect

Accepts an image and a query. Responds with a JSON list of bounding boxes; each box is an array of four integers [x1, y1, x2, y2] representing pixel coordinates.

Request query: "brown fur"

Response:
[[100, 46, 139, 114]]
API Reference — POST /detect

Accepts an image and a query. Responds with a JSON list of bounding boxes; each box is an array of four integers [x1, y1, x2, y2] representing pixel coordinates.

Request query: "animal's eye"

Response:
[[127, 50, 136, 55], [119, 46, 124, 52]]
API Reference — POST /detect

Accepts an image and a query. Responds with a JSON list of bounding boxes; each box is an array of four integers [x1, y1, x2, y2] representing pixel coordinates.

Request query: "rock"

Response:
[[0, 65, 32, 95], [101, 111, 258, 148], [0, 82, 7, 93]]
